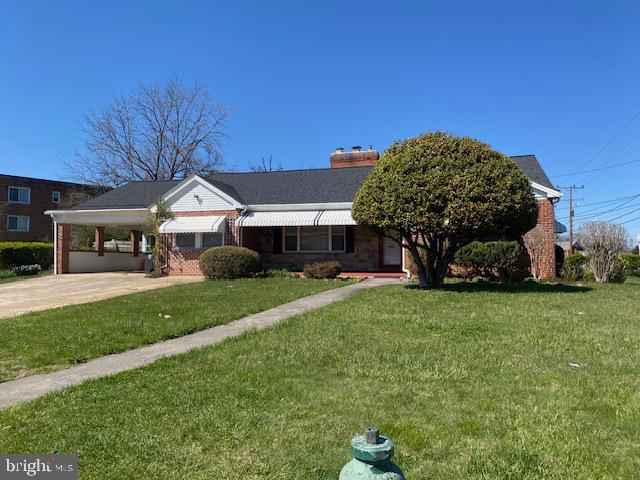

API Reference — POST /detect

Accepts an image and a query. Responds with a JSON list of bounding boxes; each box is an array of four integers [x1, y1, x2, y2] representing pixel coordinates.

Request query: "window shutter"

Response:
[[345, 226, 355, 253], [272, 227, 282, 253]]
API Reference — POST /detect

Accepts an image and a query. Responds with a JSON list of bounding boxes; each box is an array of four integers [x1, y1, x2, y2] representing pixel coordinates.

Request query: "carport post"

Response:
[[95, 227, 105, 256], [131, 230, 140, 257]]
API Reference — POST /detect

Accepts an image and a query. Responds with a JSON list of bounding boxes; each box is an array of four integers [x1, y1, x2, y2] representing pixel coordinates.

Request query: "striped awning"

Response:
[[159, 216, 226, 234], [237, 210, 356, 227]]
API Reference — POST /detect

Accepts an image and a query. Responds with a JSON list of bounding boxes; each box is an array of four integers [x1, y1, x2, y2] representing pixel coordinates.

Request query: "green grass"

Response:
[[0, 278, 352, 382], [1, 279, 639, 479], [0, 269, 51, 284]]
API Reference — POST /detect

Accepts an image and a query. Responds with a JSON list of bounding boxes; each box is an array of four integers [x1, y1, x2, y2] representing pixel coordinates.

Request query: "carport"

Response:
[[46, 208, 151, 274]]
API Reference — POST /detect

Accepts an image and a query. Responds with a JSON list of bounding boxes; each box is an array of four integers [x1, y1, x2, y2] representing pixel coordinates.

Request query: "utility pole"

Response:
[[557, 185, 584, 255]]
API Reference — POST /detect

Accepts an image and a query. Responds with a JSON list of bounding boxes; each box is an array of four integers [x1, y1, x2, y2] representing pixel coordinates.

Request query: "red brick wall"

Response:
[[523, 198, 556, 280], [165, 210, 240, 276], [243, 225, 381, 271], [56, 223, 70, 274], [0, 175, 102, 242]]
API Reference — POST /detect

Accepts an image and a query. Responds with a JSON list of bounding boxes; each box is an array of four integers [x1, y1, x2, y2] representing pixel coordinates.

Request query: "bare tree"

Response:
[[577, 221, 629, 283], [249, 154, 283, 172], [523, 224, 554, 280], [68, 76, 228, 186]]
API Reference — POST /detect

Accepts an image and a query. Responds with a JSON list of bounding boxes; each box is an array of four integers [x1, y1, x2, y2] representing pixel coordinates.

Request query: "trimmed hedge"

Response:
[[454, 241, 521, 282], [199, 246, 261, 279], [561, 254, 588, 281], [303, 261, 342, 279], [0, 242, 53, 270], [621, 254, 640, 277], [562, 253, 628, 283]]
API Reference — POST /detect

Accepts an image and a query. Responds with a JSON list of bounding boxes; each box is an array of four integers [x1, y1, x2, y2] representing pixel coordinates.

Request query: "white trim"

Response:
[[53, 220, 58, 275], [45, 208, 148, 214], [154, 175, 243, 210], [7, 215, 30, 232], [8, 186, 30, 204], [247, 202, 352, 212], [46, 208, 149, 226], [52, 191, 61, 203], [530, 181, 562, 199]]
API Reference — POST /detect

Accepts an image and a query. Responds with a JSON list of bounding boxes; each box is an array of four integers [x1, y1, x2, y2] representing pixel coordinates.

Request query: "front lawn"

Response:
[[1, 280, 638, 478], [0, 278, 352, 382]]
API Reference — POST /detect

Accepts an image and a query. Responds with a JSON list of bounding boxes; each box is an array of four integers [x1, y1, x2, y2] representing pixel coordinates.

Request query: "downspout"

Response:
[[401, 238, 411, 279], [52, 217, 58, 275]]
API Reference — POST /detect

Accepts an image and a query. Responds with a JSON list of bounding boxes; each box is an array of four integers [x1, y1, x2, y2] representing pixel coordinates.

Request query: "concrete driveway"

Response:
[[0, 272, 202, 319]]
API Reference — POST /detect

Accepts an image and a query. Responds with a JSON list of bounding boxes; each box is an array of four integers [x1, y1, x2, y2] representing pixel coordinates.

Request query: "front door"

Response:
[[382, 234, 402, 269]]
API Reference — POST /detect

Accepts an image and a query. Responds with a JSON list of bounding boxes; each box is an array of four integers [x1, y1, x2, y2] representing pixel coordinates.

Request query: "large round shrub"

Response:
[[352, 131, 537, 288], [199, 246, 261, 279]]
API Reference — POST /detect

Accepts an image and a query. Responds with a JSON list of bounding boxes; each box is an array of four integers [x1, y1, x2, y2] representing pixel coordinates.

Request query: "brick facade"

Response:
[[55, 223, 70, 274], [329, 148, 379, 169], [242, 225, 381, 272], [522, 198, 556, 280], [0, 174, 101, 242], [165, 210, 240, 276]]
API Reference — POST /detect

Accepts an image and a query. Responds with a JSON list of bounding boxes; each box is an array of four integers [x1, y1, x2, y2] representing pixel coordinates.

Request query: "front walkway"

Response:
[[0, 278, 397, 409], [0, 272, 202, 319]]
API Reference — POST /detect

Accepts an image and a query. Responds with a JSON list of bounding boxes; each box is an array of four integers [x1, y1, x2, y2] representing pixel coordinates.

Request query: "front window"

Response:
[[284, 226, 298, 252], [203, 233, 223, 248], [9, 186, 30, 204], [331, 226, 345, 251], [7, 215, 29, 232], [300, 226, 329, 252], [174, 233, 196, 249], [283, 226, 345, 253], [52, 191, 61, 203]]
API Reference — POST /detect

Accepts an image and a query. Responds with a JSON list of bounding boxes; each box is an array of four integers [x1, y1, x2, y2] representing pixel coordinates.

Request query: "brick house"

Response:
[[0, 174, 100, 242], [46, 147, 562, 278]]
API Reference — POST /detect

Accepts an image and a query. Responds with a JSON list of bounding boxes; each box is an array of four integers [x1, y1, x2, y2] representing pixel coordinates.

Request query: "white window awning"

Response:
[[316, 210, 357, 226], [237, 210, 356, 227], [159, 215, 226, 234]]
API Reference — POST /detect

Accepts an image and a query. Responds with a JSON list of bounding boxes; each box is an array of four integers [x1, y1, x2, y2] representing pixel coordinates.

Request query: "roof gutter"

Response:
[[246, 202, 353, 212]]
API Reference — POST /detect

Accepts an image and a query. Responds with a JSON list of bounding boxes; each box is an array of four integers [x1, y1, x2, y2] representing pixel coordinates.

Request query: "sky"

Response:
[[1, 0, 640, 239]]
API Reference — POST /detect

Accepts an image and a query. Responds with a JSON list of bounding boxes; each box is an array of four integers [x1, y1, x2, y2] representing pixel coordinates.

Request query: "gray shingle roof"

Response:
[[74, 180, 179, 210], [510, 155, 556, 190], [72, 155, 556, 210], [207, 167, 372, 204]]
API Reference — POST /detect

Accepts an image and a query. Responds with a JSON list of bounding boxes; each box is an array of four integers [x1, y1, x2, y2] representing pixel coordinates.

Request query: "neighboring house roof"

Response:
[[72, 155, 556, 210], [510, 155, 555, 190], [555, 220, 567, 234]]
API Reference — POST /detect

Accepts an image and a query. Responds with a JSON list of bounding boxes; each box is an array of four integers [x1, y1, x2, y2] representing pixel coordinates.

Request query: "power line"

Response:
[[550, 158, 640, 179], [603, 205, 640, 223], [569, 109, 640, 178], [580, 134, 640, 184], [559, 194, 640, 221]]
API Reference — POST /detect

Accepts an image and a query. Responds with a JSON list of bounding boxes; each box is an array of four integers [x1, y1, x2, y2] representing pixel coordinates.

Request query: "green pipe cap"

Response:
[[350, 434, 395, 463]]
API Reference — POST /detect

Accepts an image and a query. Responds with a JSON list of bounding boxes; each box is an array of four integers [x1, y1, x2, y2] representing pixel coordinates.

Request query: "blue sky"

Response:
[[1, 0, 640, 238]]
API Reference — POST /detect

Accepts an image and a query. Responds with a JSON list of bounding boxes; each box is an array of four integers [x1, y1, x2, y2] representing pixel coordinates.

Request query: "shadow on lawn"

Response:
[[405, 281, 591, 294]]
